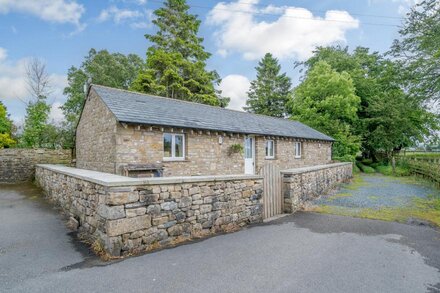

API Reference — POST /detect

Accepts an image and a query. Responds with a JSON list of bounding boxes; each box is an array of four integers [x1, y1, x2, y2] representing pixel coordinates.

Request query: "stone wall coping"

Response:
[[281, 162, 352, 175], [36, 164, 263, 187]]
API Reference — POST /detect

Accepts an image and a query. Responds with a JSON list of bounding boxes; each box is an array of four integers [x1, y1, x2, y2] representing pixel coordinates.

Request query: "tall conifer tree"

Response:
[[245, 53, 291, 117], [131, 0, 228, 106]]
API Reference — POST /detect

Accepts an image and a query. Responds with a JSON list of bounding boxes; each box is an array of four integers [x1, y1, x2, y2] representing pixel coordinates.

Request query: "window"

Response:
[[294, 142, 302, 158], [163, 133, 185, 160], [265, 140, 275, 159]]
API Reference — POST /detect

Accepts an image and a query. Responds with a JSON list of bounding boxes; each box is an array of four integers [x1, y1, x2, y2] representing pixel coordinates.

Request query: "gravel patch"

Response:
[[313, 174, 438, 209]]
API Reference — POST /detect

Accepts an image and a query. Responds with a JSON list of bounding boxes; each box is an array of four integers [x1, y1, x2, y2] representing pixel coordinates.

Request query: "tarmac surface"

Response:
[[1, 183, 440, 293]]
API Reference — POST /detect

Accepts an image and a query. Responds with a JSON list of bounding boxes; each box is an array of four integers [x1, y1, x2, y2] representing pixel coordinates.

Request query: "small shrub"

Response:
[[362, 165, 376, 173], [374, 164, 411, 177], [361, 158, 373, 166], [353, 163, 361, 173], [370, 162, 380, 169], [395, 166, 411, 176], [228, 143, 244, 156], [356, 162, 376, 173], [375, 165, 393, 176]]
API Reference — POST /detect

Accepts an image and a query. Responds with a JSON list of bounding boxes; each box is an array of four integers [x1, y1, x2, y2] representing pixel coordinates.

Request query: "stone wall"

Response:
[[114, 124, 333, 177], [35, 164, 263, 257], [0, 148, 71, 183], [74, 91, 332, 176], [282, 162, 352, 213], [76, 88, 118, 174]]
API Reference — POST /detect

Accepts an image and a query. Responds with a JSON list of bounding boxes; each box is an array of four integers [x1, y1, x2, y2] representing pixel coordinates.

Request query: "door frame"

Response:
[[244, 136, 255, 175]]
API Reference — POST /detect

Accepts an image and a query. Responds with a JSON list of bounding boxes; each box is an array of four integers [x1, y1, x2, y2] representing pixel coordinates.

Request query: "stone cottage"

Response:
[[76, 85, 334, 177]]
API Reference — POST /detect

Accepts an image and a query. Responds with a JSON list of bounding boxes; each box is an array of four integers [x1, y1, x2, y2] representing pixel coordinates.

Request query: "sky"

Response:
[[0, 0, 419, 125]]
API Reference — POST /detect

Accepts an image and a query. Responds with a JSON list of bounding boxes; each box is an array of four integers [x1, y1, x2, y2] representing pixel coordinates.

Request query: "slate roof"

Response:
[[91, 84, 334, 141]]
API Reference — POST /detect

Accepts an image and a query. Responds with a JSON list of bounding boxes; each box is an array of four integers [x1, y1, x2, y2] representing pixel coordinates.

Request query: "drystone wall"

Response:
[[0, 148, 71, 183], [282, 163, 353, 213], [35, 165, 263, 257]]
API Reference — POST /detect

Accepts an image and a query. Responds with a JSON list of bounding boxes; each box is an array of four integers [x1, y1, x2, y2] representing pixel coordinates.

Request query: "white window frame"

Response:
[[265, 140, 275, 159], [163, 133, 185, 161], [294, 142, 302, 159]]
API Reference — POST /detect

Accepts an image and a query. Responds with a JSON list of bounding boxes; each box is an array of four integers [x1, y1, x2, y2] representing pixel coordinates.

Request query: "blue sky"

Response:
[[0, 0, 416, 124]]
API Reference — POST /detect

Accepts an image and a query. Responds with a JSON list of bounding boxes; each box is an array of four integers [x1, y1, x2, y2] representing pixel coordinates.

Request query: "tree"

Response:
[[290, 61, 361, 161], [21, 100, 50, 147], [362, 60, 438, 158], [245, 53, 292, 117], [131, 0, 228, 106], [0, 101, 16, 148], [61, 49, 144, 148], [21, 58, 51, 148], [390, 0, 440, 102], [298, 46, 438, 160]]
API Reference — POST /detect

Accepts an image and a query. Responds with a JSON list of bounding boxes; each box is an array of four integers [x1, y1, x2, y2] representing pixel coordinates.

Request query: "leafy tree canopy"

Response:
[[21, 98, 50, 148], [245, 53, 292, 117], [290, 61, 361, 161], [390, 0, 440, 102], [62, 48, 143, 125], [131, 0, 228, 107], [297, 46, 439, 160], [0, 101, 16, 148], [61, 49, 143, 148]]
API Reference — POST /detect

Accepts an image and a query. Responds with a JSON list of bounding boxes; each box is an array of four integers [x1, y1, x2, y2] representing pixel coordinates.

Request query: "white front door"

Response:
[[244, 136, 255, 174]]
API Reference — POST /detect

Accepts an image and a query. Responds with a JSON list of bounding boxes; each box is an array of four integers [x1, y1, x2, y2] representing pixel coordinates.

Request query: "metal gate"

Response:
[[260, 163, 283, 219]]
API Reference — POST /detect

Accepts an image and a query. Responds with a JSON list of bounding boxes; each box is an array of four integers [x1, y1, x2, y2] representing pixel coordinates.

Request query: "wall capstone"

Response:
[[282, 162, 353, 213]]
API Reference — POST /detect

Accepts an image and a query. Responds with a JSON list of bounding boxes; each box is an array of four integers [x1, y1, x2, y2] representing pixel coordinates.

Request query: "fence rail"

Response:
[[399, 156, 440, 184]]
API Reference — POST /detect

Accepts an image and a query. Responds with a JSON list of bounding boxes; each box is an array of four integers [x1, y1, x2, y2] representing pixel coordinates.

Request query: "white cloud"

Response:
[[0, 47, 7, 61], [0, 0, 85, 27], [219, 74, 251, 111], [392, 0, 422, 15], [98, 6, 141, 23], [49, 102, 65, 124], [98, 5, 152, 29], [130, 21, 151, 29], [207, 0, 359, 61], [0, 47, 67, 123]]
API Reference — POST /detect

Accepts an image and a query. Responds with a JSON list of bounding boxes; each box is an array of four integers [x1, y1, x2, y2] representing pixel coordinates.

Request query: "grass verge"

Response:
[[310, 195, 440, 227]]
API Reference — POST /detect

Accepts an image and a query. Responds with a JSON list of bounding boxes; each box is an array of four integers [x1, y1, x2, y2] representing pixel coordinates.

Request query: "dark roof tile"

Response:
[[92, 84, 334, 141]]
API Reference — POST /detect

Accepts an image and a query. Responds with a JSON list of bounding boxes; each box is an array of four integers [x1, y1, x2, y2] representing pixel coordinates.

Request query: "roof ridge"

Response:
[[91, 84, 302, 124]]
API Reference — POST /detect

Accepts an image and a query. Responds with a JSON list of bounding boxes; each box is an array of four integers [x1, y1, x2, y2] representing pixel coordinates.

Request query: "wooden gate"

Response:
[[260, 163, 283, 219]]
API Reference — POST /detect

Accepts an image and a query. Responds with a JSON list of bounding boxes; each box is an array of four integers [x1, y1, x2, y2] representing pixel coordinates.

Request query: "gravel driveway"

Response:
[[313, 174, 438, 209], [1, 183, 440, 293]]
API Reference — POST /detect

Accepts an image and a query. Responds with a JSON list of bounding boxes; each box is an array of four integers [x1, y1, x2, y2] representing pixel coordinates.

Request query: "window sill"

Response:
[[265, 157, 276, 160], [163, 158, 187, 162], [294, 156, 302, 159]]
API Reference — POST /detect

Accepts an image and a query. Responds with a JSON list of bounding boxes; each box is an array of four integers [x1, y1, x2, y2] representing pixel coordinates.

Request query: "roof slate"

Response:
[[91, 84, 334, 141]]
